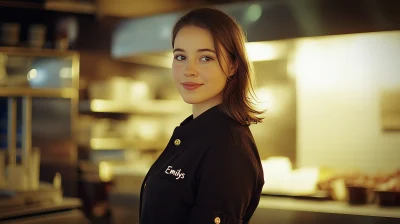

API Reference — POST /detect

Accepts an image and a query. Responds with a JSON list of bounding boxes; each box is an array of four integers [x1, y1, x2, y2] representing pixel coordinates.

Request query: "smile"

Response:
[[182, 82, 203, 90]]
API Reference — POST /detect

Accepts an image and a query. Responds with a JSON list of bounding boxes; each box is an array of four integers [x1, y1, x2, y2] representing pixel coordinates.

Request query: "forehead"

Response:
[[174, 25, 215, 50]]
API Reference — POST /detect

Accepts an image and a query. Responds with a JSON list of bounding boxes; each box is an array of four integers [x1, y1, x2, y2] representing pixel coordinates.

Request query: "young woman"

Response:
[[139, 7, 265, 224]]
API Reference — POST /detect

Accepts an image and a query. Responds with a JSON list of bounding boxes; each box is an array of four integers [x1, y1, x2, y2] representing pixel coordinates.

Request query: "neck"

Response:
[[192, 94, 223, 118]]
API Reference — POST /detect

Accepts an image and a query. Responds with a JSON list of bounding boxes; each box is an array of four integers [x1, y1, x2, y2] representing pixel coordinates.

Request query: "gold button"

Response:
[[214, 217, 221, 224], [174, 139, 181, 146]]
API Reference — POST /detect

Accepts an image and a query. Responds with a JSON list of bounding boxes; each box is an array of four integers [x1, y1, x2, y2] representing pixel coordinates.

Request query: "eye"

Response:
[[200, 56, 214, 62], [174, 55, 186, 61]]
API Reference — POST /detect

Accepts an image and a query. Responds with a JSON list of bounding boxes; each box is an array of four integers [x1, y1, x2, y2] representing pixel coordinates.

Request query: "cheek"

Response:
[[217, 76, 228, 89], [171, 65, 181, 81], [204, 67, 227, 86]]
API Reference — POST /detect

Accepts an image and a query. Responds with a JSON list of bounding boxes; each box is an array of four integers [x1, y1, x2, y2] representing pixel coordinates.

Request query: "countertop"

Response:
[[109, 191, 400, 219], [258, 196, 400, 219], [0, 197, 82, 221]]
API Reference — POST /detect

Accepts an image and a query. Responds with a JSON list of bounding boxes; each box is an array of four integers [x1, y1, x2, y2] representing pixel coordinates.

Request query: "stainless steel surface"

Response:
[[21, 97, 32, 170], [0, 47, 77, 58], [380, 87, 400, 131], [108, 192, 400, 224], [250, 59, 296, 164], [1, 47, 80, 197], [0, 197, 86, 223], [70, 53, 80, 166], [0, 185, 63, 209], [0, 88, 77, 98], [79, 99, 189, 115], [112, 0, 400, 65], [0, 0, 248, 17], [2, 209, 89, 224], [251, 196, 400, 224], [83, 138, 166, 151], [7, 97, 17, 166], [257, 196, 400, 218]]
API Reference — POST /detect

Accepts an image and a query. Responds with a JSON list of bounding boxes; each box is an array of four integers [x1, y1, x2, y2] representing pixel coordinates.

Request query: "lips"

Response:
[[181, 82, 203, 90]]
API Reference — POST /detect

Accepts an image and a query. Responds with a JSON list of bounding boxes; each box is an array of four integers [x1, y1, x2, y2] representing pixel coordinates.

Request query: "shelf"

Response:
[[0, 47, 78, 58], [79, 99, 190, 115], [89, 138, 129, 150], [258, 196, 400, 219], [0, 0, 43, 10], [79, 138, 164, 151], [0, 0, 96, 15], [0, 87, 77, 98], [45, 0, 96, 14]]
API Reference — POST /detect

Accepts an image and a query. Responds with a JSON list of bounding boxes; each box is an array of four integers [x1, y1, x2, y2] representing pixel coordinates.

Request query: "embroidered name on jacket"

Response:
[[165, 166, 185, 180]]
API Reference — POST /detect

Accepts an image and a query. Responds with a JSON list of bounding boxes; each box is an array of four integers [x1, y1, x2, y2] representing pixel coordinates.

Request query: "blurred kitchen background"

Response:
[[0, 0, 399, 223]]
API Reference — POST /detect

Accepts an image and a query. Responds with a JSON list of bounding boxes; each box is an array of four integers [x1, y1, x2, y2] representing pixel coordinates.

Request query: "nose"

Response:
[[184, 60, 197, 77]]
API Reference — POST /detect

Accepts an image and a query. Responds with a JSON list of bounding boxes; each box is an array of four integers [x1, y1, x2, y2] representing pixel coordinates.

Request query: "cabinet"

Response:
[[0, 47, 79, 197]]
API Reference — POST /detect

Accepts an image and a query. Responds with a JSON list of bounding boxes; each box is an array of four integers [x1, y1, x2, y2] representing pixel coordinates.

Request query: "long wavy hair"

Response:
[[172, 7, 264, 126]]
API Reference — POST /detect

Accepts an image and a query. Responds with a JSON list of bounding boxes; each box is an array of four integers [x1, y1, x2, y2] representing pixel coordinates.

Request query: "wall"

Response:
[[292, 31, 400, 173], [251, 59, 297, 165]]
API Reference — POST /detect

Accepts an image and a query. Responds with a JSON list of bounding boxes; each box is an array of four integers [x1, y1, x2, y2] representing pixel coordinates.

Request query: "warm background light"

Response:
[[289, 31, 400, 173]]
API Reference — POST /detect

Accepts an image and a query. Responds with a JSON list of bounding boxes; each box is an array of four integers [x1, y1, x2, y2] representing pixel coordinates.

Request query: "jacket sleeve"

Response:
[[188, 145, 260, 224]]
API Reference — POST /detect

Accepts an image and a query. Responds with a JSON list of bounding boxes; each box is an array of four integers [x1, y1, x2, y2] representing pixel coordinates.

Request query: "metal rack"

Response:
[[0, 47, 79, 193], [78, 99, 188, 115]]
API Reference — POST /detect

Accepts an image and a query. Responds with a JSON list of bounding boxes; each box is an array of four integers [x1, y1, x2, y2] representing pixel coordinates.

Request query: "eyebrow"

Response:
[[173, 48, 216, 54]]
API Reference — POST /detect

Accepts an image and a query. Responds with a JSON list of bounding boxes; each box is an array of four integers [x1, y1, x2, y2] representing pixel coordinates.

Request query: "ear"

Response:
[[228, 59, 238, 77]]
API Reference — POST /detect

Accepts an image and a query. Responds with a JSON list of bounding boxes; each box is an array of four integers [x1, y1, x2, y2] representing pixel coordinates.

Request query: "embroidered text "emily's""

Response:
[[165, 166, 185, 180]]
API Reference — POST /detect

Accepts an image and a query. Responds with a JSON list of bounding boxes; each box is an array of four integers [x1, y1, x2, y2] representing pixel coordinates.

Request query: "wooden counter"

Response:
[[251, 196, 400, 224], [108, 192, 400, 224], [258, 196, 400, 218], [0, 197, 86, 223]]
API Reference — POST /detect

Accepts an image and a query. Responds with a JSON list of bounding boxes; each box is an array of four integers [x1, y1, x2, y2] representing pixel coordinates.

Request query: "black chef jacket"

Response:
[[139, 104, 264, 224]]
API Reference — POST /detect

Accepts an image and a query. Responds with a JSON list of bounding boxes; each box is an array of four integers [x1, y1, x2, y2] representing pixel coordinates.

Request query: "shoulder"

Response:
[[205, 114, 263, 176], [208, 114, 257, 156]]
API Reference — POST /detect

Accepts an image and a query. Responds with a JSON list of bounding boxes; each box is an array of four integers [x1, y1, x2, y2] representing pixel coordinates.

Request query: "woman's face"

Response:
[[172, 25, 234, 108]]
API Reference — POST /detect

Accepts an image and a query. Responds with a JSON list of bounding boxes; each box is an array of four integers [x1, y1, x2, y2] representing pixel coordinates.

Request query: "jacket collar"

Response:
[[172, 104, 227, 144]]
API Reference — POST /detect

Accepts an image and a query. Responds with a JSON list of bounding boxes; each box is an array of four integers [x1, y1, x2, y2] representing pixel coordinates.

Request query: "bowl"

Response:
[[347, 186, 369, 205], [375, 191, 400, 207]]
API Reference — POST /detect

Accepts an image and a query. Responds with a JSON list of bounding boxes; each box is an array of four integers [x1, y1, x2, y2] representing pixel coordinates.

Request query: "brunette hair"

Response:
[[172, 7, 264, 126]]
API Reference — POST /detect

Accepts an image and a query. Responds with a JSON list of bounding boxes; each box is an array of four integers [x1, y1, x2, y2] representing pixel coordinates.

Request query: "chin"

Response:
[[180, 92, 209, 104], [178, 90, 198, 104], [181, 96, 201, 104]]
